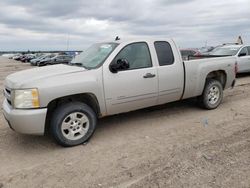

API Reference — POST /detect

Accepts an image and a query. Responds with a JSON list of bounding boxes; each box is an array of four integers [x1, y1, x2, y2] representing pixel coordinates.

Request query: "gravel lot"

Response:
[[0, 57, 250, 188]]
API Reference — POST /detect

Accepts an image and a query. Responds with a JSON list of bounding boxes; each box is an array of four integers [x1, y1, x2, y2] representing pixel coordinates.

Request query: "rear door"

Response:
[[103, 42, 158, 115], [154, 41, 184, 105]]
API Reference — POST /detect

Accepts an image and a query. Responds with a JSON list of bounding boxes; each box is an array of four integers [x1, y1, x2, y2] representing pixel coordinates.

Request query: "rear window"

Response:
[[154, 41, 174, 66]]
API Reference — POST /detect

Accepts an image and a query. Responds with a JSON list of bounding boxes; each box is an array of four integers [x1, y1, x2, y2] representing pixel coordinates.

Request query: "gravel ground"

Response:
[[0, 57, 250, 188]]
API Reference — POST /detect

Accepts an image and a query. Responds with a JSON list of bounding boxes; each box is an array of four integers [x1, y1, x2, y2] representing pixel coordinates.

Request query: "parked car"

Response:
[[1, 54, 16, 59], [180, 49, 201, 60], [30, 54, 46, 66], [20, 54, 36, 63], [13, 54, 25, 61], [209, 45, 250, 73], [30, 54, 56, 66], [30, 54, 47, 66], [3, 38, 236, 147], [37, 55, 73, 66], [198, 46, 215, 55]]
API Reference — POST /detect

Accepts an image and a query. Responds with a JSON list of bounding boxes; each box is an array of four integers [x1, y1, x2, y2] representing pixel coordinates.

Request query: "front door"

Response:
[[103, 42, 158, 115]]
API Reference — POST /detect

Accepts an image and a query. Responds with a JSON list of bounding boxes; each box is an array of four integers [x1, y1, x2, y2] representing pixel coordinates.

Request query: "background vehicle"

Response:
[[198, 46, 214, 55], [3, 38, 236, 147], [13, 54, 25, 61], [37, 55, 73, 66], [1, 54, 16, 59], [31, 54, 56, 66], [180, 49, 201, 60], [20, 54, 36, 63], [30, 54, 48, 66], [209, 45, 250, 73], [30, 54, 46, 66]]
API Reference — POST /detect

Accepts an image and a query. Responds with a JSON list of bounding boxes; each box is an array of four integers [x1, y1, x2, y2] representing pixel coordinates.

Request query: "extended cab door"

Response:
[[154, 41, 184, 105], [237, 46, 250, 73], [103, 42, 158, 115]]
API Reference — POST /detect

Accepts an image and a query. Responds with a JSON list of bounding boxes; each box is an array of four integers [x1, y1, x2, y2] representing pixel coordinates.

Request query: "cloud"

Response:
[[0, 0, 249, 50]]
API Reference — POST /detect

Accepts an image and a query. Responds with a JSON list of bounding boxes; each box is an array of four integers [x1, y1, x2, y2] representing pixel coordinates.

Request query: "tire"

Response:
[[198, 79, 223, 110], [38, 62, 46, 67], [50, 102, 97, 147]]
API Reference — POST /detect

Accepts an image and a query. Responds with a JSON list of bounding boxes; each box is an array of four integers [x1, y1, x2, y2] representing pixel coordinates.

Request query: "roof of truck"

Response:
[[103, 37, 174, 44]]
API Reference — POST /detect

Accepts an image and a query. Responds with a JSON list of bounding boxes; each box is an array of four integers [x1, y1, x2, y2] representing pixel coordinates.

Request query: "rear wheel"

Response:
[[38, 62, 46, 66], [50, 102, 97, 147], [198, 79, 223, 109]]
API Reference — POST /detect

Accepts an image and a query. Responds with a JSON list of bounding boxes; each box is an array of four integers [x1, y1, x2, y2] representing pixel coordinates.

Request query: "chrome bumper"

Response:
[[2, 99, 47, 135]]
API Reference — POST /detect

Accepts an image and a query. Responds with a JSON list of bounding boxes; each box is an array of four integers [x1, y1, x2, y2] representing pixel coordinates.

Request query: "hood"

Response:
[[5, 64, 86, 89]]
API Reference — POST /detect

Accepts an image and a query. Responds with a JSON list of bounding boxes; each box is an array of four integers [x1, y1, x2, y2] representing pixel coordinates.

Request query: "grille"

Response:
[[4, 87, 12, 106]]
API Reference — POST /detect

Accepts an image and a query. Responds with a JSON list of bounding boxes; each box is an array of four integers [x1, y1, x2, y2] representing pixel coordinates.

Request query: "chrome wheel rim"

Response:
[[208, 86, 220, 105], [61, 112, 90, 141]]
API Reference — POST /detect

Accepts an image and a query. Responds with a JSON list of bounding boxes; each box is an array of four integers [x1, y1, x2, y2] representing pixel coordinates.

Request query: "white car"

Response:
[[210, 45, 250, 73]]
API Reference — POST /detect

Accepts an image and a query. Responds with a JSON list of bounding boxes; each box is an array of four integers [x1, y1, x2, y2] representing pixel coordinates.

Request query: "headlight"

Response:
[[13, 89, 40, 109]]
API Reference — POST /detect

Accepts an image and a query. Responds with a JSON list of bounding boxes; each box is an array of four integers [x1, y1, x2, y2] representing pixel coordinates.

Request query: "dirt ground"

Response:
[[0, 57, 250, 188]]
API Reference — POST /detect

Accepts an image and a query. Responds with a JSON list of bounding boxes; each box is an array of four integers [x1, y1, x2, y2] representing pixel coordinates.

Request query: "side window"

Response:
[[239, 47, 248, 56], [113, 42, 152, 70], [154, 41, 174, 66], [247, 47, 250, 55]]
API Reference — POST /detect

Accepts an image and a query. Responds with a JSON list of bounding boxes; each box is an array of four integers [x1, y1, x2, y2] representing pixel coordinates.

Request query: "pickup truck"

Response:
[[3, 38, 237, 147]]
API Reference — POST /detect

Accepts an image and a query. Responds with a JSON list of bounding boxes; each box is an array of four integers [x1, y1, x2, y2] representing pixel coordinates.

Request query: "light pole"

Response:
[[66, 33, 70, 51]]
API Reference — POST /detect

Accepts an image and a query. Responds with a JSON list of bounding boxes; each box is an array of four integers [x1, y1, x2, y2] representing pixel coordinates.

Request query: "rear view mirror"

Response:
[[239, 53, 247, 57], [109, 59, 130, 73]]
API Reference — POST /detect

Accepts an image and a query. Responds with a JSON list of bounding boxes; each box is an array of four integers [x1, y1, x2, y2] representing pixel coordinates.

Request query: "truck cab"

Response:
[[102, 39, 184, 115]]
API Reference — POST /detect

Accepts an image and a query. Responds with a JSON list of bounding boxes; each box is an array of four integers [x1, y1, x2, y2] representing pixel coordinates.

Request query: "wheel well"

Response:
[[44, 93, 100, 134], [206, 70, 227, 89]]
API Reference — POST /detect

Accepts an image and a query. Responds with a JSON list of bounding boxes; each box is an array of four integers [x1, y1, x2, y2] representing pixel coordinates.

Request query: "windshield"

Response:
[[71, 42, 118, 69], [209, 46, 241, 56]]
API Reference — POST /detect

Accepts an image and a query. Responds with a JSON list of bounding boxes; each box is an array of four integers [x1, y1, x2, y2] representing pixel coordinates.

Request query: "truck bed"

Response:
[[182, 56, 236, 99]]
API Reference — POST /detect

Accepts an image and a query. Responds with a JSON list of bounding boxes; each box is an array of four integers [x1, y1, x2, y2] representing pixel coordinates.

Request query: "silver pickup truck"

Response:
[[3, 38, 237, 146]]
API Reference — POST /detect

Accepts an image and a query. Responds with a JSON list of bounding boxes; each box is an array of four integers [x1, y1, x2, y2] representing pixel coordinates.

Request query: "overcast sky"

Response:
[[0, 0, 249, 51]]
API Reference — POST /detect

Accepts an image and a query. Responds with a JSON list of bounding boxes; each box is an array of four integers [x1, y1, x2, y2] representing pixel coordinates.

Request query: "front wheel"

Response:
[[198, 79, 223, 110], [50, 102, 97, 147]]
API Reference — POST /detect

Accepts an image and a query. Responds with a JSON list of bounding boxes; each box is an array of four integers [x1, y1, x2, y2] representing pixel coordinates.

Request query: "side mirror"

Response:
[[109, 59, 130, 73], [239, 52, 247, 57]]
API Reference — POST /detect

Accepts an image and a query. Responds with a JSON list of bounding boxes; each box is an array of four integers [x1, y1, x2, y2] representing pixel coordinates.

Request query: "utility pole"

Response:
[[66, 34, 70, 51]]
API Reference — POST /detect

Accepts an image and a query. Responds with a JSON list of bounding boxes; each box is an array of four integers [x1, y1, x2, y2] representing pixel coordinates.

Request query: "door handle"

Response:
[[143, 73, 156, 78]]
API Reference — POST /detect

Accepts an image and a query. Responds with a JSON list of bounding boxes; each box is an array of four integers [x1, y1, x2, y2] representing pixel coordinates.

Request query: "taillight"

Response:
[[235, 62, 238, 75]]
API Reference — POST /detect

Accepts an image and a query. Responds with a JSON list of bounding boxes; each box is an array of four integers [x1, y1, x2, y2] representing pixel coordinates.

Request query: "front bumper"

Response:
[[2, 99, 47, 135]]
